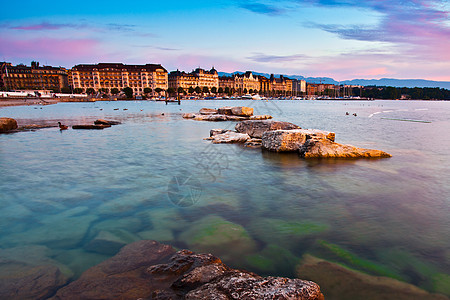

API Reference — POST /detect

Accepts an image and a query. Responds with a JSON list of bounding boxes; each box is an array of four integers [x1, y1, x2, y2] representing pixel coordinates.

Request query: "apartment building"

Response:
[[168, 68, 219, 91], [69, 63, 168, 95]]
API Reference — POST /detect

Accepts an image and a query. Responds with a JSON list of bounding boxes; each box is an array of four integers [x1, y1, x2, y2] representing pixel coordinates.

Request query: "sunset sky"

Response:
[[1, 0, 449, 81]]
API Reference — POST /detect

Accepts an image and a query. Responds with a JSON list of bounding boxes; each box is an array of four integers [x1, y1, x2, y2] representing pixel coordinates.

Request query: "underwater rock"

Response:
[[72, 124, 111, 129], [53, 241, 323, 300], [138, 228, 175, 243], [85, 229, 140, 255], [0, 245, 72, 300], [296, 254, 448, 300], [178, 215, 257, 262], [235, 120, 301, 138], [0, 117, 18, 132], [94, 119, 121, 125], [244, 244, 300, 275]]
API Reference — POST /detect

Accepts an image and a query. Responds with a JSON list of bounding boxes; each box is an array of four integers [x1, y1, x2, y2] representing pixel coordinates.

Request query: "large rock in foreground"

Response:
[[52, 240, 323, 300], [236, 120, 301, 138], [0, 117, 18, 132], [262, 129, 335, 152], [296, 255, 447, 300]]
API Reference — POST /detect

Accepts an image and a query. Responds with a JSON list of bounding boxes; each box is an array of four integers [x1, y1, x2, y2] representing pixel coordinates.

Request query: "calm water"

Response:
[[1, 100, 449, 296]]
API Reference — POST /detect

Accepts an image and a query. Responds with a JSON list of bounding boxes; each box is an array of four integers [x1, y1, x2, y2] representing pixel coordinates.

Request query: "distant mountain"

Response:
[[218, 72, 450, 89]]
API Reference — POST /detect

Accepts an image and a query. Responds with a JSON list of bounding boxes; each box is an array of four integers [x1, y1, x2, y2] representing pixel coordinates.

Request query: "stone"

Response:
[[210, 129, 231, 136], [250, 114, 273, 120], [244, 138, 262, 148], [296, 254, 447, 300], [85, 229, 140, 255], [217, 106, 234, 115], [210, 131, 251, 144], [231, 106, 254, 117], [0, 117, 18, 132], [262, 129, 335, 152], [138, 228, 175, 243], [178, 215, 257, 263], [225, 115, 249, 121], [194, 114, 228, 121], [94, 119, 121, 125], [300, 138, 392, 158], [51, 240, 176, 300], [182, 113, 196, 119], [235, 120, 301, 138], [199, 108, 218, 115]]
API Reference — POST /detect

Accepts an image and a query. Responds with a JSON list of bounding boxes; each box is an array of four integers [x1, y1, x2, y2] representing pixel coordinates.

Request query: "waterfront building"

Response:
[[70, 63, 168, 95], [168, 68, 218, 92], [234, 71, 260, 93], [258, 75, 271, 95], [292, 79, 306, 95], [269, 74, 292, 95], [218, 76, 234, 92], [0, 61, 68, 92]]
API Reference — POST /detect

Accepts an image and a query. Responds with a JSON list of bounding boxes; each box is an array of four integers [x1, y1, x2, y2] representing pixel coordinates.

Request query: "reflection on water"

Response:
[[0, 100, 449, 297]]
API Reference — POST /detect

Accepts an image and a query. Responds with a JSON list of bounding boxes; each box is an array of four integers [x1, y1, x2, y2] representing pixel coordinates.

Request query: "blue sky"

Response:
[[1, 0, 449, 81]]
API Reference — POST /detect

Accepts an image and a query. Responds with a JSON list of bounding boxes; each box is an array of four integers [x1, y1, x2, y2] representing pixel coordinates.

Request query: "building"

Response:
[[258, 75, 271, 95], [168, 68, 219, 92], [234, 71, 260, 93], [292, 79, 306, 95], [0, 61, 68, 92], [269, 74, 292, 95], [69, 63, 168, 95], [218, 76, 234, 92]]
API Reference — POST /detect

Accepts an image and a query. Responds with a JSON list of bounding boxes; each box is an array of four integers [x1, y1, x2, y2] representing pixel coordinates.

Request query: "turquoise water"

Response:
[[1, 100, 449, 296]]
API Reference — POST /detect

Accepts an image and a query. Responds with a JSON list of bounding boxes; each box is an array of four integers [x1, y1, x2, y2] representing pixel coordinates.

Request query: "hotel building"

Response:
[[168, 68, 219, 91], [0, 61, 68, 92], [69, 63, 168, 95]]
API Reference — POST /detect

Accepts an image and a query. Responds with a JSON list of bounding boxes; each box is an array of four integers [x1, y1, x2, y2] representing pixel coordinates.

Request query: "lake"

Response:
[[0, 99, 449, 298]]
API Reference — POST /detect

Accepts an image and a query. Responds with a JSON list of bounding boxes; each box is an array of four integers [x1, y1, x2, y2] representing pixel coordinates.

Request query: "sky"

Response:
[[0, 0, 449, 81]]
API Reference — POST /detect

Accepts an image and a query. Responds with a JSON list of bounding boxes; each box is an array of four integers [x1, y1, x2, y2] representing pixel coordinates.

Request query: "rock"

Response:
[[231, 106, 254, 117], [94, 119, 121, 125], [262, 129, 335, 152], [178, 215, 257, 263], [72, 124, 111, 129], [138, 228, 175, 243], [296, 254, 447, 300], [199, 108, 218, 115], [183, 113, 196, 119], [186, 271, 323, 300], [235, 120, 301, 138], [210, 131, 251, 144], [300, 138, 392, 158], [84, 229, 140, 255], [244, 138, 262, 147], [225, 115, 249, 121], [0, 117, 18, 132], [217, 106, 234, 115], [51, 240, 175, 300], [52, 241, 323, 300], [194, 114, 228, 121], [210, 129, 231, 136], [250, 114, 273, 120]]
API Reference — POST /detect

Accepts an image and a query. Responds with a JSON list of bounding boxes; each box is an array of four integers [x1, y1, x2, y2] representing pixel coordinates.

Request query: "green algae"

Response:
[[245, 244, 300, 276], [433, 273, 450, 296]]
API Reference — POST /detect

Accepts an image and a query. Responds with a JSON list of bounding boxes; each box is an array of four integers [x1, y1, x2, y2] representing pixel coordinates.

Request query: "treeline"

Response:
[[353, 86, 450, 100]]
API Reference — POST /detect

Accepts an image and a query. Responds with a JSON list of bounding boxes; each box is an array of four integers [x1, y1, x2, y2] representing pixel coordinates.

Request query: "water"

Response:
[[1, 100, 449, 297]]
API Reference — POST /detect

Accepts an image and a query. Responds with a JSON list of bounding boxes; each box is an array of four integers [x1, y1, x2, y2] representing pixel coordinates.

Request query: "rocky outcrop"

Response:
[[296, 254, 447, 300], [262, 129, 335, 152], [231, 106, 254, 117], [0, 117, 18, 132], [250, 114, 273, 120], [209, 131, 251, 144], [199, 108, 218, 115], [235, 120, 301, 138], [52, 240, 323, 300], [299, 138, 392, 158]]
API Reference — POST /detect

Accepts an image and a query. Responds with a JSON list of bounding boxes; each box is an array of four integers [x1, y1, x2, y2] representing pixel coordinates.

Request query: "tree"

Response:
[[144, 87, 152, 94], [167, 87, 175, 95], [243, 88, 248, 94], [224, 87, 230, 95], [211, 87, 217, 94], [249, 89, 253, 94], [73, 88, 84, 94], [189, 87, 195, 94], [194, 86, 201, 94], [123, 87, 133, 99], [86, 88, 95, 95], [218, 87, 224, 94], [111, 88, 119, 95], [101, 88, 109, 94], [177, 87, 184, 94], [202, 86, 209, 94], [155, 87, 163, 94]]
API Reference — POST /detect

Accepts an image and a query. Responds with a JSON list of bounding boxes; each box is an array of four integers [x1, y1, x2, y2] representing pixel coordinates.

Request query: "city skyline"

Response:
[[1, 0, 449, 81]]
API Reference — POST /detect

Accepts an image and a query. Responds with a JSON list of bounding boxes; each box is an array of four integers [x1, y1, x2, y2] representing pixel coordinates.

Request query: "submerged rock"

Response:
[[0, 117, 18, 132], [94, 119, 121, 125], [52, 240, 323, 300], [235, 120, 301, 138], [72, 124, 111, 129], [194, 114, 228, 121], [183, 113, 196, 119], [296, 254, 448, 300]]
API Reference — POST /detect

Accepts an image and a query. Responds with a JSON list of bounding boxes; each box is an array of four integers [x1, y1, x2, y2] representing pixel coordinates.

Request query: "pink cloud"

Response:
[[0, 36, 101, 65]]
